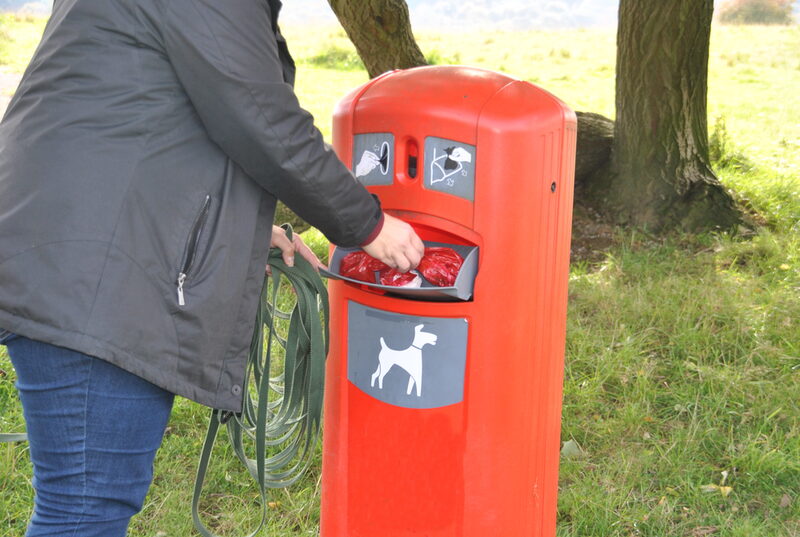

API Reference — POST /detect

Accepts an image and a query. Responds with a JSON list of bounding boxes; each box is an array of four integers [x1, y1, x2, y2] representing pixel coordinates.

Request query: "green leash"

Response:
[[192, 226, 330, 537]]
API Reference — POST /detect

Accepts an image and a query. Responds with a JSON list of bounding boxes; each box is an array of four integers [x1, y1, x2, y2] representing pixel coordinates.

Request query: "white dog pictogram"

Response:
[[370, 324, 438, 397]]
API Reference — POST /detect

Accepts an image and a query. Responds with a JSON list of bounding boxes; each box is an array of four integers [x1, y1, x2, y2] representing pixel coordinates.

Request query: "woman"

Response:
[[0, 0, 423, 535]]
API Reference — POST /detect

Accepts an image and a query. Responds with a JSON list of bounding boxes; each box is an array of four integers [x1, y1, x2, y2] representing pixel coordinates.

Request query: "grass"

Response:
[[0, 13, 45, 74], [1, 15, 799, 537], [303, 45, 365, 71], [560, 231, 799, 536]]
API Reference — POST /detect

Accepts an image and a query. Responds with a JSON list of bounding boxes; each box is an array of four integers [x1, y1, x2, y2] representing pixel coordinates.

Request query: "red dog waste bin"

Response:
[[320, 66, 576, 537]]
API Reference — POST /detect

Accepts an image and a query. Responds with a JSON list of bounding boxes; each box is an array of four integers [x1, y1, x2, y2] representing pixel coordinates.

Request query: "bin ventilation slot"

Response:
[[321, 241, 478, 301]]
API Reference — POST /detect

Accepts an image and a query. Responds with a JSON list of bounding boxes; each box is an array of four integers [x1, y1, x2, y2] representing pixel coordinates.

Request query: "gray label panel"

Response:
[[424, 136, 476, 201], [347, 302, 468, 409], [353, 133, 394, 186]]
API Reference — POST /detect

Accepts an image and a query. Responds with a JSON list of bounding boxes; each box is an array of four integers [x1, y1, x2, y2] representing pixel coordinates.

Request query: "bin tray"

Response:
[[321, 241, 478, 301]]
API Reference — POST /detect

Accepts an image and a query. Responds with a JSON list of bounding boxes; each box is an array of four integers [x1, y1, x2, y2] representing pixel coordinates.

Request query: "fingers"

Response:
[[357, 151, 379, 166], [392, 241, 425, 272], [390, 255, 408, 273], [355, 151, 381, 177], [361, 213, 425, 273], [270, 225, 295, 267], [390, 242, 423, 272], [270, 225, 328, 272], [411, 233, 425, 256], [292, 233, 326, 271], [407, 240, 424, 267]]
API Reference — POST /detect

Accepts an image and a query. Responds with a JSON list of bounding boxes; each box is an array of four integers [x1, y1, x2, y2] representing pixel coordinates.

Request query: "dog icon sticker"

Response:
[[371, 324, 438, 397], [347, 303, 468, 409]]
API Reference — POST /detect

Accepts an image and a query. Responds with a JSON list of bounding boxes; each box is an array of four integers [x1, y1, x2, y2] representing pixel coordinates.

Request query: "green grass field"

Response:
[[1, 12, 798, 537]]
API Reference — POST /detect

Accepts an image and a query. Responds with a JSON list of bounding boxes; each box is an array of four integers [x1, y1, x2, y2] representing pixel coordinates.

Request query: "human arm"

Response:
[[158, 0, 380, 246]]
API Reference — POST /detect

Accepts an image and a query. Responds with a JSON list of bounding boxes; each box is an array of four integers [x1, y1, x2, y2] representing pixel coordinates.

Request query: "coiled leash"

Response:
[[192, 226, 330, 537]]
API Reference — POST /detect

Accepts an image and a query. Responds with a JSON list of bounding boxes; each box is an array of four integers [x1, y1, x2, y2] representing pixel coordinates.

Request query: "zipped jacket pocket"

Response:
[[177, 194, 211, 306]]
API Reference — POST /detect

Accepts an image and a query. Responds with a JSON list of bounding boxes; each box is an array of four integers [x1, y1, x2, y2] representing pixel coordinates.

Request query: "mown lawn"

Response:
[[1, 13, 798, 537]]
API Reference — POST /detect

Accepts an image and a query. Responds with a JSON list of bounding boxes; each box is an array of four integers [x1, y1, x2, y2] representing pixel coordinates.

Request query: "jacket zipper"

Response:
[[177, 195, 211, 306]]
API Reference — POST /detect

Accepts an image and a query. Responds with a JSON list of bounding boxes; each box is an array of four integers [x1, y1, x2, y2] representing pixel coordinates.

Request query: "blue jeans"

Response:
[[4, 334, 175, 537]]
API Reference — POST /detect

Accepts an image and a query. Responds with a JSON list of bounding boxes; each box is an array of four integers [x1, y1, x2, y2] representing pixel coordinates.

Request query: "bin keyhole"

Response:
[[408, 156, 418, 179], [550, 181, 557, 193], [407, 139, 419, 179]]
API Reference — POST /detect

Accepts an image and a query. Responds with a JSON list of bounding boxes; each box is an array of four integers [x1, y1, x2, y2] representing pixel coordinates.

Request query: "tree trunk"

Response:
[[327, 0, 427, 78], [289, 2, 614, 232], [588, 0, 744, 232], [327, 2, 615, 184], [327, 1, 742, 232]]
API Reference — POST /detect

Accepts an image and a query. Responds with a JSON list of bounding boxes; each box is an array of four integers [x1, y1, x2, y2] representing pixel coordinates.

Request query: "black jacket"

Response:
[[0, 0, 381, 410]]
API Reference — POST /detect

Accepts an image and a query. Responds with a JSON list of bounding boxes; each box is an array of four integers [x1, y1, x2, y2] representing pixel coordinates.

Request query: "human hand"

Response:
[[355, 150, 380, 178], [361, 213, 424, 273], [268, 225, 326, 272]]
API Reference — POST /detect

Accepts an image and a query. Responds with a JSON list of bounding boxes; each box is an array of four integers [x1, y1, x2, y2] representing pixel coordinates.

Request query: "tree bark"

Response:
[[327, 0, 427, 78], [588, 0, 744, 232]]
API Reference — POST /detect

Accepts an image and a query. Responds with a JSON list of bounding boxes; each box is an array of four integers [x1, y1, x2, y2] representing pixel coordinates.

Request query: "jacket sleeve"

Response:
[[156, 0, 381, 247]]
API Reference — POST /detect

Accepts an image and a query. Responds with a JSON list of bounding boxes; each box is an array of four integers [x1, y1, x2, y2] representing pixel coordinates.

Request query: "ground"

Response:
[[570, 193, 618, 263]]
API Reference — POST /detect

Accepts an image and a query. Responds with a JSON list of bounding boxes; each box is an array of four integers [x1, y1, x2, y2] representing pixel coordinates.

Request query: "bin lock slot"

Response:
[[321, 241, 479, 302], [407, 138, 419, 179]]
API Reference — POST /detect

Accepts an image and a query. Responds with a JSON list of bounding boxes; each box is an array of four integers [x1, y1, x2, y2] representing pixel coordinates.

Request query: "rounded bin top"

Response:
[[336, 66, 574, 143], [333, 65, 576, 237], [358, 66, 511, 122]]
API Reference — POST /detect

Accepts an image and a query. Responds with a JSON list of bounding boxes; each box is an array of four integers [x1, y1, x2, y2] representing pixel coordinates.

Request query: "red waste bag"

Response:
[[340, 247, 463, 287], [378, 268, 421, 287], [339, 251, 387, 283], [417, 247, 463, 287]]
